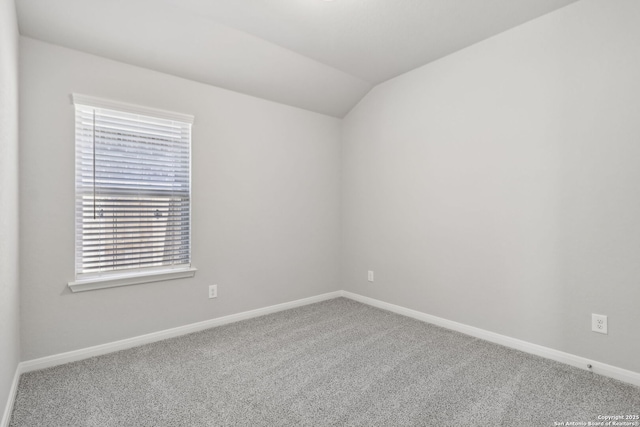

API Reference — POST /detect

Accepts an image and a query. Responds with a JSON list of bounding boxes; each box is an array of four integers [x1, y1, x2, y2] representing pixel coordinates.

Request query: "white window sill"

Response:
[[68, 267, 197, 293]]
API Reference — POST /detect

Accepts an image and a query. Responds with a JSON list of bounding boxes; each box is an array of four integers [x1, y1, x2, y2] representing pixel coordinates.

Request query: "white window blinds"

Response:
[[73, 95, 193, 280]]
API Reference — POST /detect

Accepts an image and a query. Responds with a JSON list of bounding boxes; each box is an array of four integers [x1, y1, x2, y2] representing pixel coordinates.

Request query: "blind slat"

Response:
[[81, 241, 189, 253], [82, 248, 189, 262], [80, 223, 190, 233], [80, 237, 189, 247], [82, 257, 189, 272]]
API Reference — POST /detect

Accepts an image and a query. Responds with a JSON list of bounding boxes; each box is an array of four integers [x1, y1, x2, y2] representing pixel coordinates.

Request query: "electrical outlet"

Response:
[[592, 314, 607, 334], [209, 284, 217, 299], [368, 271, 374, 282]]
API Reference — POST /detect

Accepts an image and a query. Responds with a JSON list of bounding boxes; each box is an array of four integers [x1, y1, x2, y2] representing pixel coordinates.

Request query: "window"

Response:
[[69, 95, 196, 292]]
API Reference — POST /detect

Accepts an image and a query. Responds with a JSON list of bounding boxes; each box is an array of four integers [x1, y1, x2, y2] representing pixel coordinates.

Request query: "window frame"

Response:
[[68, 94, 196, 292]]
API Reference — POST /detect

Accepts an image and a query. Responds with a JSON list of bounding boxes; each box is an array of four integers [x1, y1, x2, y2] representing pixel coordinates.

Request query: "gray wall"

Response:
[[19, 37, 342, 360], [342, 0, 640, 373], [0, 0, 20, 415]]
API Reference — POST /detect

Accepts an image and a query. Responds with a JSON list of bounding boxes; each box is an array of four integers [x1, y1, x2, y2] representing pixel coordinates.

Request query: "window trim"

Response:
[[68, 267, 197, 293], [71, 94, 194, 124], [69, 94, 196, 292]]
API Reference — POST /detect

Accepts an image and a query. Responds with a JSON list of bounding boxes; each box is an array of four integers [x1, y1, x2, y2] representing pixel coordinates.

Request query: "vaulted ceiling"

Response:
[[16, 0, 578, 117]]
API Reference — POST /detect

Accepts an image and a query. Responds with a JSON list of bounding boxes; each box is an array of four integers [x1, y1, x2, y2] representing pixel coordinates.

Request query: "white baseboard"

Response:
[[20, 291, 342, 374], [1, 364, 22, 427], [341, 291, 640, 388]]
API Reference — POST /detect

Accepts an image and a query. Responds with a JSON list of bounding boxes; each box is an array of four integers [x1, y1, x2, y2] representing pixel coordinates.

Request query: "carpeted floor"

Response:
[[10, 297, 640, 426]]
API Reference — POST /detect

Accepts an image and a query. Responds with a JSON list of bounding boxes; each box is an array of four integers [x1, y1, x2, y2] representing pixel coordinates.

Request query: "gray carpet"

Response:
[[10, 298, 640, 426]]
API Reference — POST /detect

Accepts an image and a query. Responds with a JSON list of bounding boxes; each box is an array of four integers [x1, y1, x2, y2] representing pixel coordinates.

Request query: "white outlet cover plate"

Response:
[[209, 285, 217, 299], [592, 314, 607, 334]]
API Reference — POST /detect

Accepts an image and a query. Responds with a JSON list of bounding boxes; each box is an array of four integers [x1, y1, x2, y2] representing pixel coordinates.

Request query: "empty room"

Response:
[[1, 0, 640, 425]]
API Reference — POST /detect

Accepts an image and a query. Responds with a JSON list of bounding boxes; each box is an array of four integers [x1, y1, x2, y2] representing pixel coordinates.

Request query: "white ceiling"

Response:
[[17, 0, 578, 117]]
